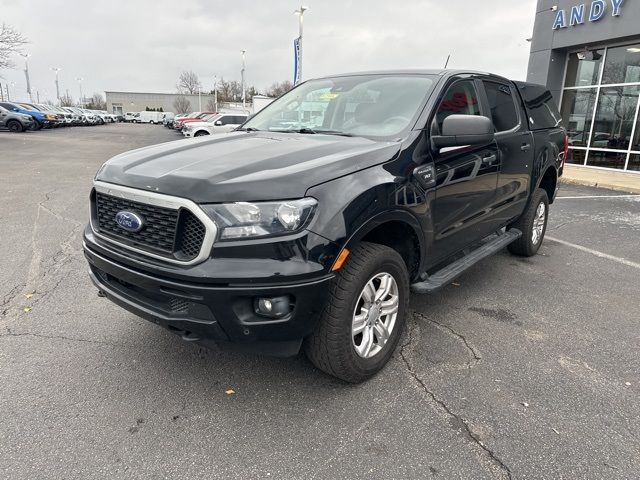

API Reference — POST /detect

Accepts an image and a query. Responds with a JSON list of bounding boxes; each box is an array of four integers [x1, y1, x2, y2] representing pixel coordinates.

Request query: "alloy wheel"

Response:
[[352, 272, 399, 359], [532, 201, 546, 245]]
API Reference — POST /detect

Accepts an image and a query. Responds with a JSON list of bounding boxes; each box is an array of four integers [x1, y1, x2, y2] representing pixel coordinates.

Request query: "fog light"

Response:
[[254, 296, 291, 319]]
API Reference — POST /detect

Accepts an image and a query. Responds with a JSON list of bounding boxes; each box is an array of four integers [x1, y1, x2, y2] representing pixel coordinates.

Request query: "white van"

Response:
[[124, 112, 139, 123], [138, 111, 164, 124]]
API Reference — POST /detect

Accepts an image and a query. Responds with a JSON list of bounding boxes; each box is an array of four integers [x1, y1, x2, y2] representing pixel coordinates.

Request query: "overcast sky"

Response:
[[1, 0, 537, 102]]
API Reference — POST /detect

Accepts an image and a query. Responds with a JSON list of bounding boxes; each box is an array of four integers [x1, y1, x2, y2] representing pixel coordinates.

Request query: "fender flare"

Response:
[[340, 209, 427, 274]]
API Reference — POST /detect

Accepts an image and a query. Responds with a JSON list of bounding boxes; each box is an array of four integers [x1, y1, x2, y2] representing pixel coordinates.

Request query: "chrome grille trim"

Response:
[[91, 181, 218, 266]]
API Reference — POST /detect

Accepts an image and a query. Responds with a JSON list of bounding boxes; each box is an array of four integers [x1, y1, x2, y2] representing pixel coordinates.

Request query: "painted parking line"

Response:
[[546, 236, 640, 269], [555, 195, 640, 199]]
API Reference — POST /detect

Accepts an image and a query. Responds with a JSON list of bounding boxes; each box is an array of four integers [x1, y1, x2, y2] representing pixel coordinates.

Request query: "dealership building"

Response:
[[528, 0, 640, 173]]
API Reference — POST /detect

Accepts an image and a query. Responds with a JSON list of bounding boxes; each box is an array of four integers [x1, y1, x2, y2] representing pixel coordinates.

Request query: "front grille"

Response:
[[94, 192, 206, 261]]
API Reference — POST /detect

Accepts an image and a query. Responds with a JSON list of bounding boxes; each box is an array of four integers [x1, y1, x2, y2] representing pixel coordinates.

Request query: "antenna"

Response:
[[444, 54, 451, 69]]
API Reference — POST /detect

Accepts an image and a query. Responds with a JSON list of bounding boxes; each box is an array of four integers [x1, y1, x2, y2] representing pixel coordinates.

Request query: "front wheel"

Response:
[[507, 188, 549, 257], [304, 242, 409, 383], [194, 130, 209, 137], [7, 120, 24, 133]]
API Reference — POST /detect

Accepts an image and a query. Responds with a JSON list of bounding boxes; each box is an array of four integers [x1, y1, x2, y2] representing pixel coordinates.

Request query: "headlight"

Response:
[[46, 113, 56, 120], [202, 198, 317, 240]]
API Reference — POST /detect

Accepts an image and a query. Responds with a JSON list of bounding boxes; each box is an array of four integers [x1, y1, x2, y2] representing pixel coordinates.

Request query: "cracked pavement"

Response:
[[1, 125, 639, 479]]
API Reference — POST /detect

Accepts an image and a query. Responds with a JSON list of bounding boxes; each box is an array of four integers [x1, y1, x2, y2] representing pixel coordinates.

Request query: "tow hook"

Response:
[[97, 290, 106, 298]]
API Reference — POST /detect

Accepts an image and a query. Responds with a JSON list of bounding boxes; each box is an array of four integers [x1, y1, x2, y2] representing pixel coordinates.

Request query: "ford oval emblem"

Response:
[[115, 211, 145, 232]]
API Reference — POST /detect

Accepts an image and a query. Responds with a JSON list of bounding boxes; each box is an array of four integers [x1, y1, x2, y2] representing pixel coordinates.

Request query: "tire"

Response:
[[194, 131, 209, 137], [507, 188, 549, 257], [31, 121, 43, 131], [149, 120, 155, 125], [7, 120, 24, 133], [304, 242, 410, 383]]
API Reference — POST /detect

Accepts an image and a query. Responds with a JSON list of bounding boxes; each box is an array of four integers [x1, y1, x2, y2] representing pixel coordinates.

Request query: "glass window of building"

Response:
[[562, 89, 597, 147], [561, 43, 640, 173], [602, 44, 640, 85], [565, 50, 604, 87]]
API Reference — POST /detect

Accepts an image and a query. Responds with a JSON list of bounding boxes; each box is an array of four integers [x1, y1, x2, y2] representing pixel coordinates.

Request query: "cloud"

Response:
[[0, 0, 537, 102]]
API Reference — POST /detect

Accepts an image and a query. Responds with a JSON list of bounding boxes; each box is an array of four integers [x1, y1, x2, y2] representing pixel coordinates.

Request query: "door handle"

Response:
[[521, 143, 531, 151], [482, 154, 497, 164]]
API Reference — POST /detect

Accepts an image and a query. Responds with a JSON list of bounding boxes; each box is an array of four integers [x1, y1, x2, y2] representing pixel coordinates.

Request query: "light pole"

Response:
[[51, 67, 62, 103], [240, 49, 246, 109], [7, 82, 16, 101], [294, 6, 308, 84], [20, 53, 33, 102], [213, 75, 218, 112], [76, 77, 84, 106]]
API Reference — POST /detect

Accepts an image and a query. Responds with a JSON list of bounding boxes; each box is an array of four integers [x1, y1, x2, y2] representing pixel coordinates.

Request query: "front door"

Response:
[[431, 79, 501, 262]]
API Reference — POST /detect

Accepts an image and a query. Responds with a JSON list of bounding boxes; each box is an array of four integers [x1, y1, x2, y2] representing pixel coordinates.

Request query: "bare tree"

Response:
[[265, 80, 293, 98], [59, 93, 75, 107], [85, 93, 106, 110], [205, 98, 217, 111], [173, 96, 191, 114], [176, 70, 201, 94], [0, 23, 28, 71]]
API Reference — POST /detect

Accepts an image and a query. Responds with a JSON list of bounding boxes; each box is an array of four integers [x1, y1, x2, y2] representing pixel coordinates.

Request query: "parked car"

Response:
[[83, 70, 565, 382], [0, 105, 34, 132], [0, 102, 50, 130], [173, 112, 207, 130], [183, 113, 249, 137], [138, 111, 164, 124], [19, 103, 63, 127], [124, 112, 140, 123], [166, 113, 186, 129]]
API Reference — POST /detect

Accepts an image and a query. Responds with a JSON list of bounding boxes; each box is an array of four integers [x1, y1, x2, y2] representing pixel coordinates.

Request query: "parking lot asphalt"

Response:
[[1, 124, 639, 479]]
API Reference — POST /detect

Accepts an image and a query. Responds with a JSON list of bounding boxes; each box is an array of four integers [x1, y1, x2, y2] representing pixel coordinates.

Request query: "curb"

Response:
[[559, 177, 640, 194]]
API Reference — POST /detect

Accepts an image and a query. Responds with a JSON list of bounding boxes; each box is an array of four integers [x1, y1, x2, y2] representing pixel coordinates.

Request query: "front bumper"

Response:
[[83, 228, 334, 356]]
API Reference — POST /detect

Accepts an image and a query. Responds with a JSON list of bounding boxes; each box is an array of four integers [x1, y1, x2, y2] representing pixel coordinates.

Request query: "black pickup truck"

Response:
[[84, 70, 566, 382]]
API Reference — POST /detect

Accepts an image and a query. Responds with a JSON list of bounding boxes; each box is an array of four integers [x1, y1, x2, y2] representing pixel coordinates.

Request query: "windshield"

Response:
[[244, 74, 436, 140]]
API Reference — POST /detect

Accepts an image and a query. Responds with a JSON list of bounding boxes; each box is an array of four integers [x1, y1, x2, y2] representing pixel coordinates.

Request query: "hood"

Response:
[[96, 131, 400, 203]]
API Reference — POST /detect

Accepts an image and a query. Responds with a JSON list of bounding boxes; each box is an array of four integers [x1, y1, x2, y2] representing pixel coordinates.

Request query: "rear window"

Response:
[[515, 83, 562, 130]]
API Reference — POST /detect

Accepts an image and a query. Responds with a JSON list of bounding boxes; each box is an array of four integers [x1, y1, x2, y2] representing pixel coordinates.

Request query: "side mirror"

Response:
[[432, 115, 494, 149], [214, 120, 223, 126]]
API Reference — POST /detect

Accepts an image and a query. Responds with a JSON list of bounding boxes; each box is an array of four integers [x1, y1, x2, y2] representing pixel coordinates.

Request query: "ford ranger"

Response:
[[83, 70, 566, 382]]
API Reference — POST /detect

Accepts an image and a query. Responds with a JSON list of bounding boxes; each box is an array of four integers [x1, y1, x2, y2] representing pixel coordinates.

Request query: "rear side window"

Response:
[[483, 81, 519, 132], [515, 83, 562, 130], [434, 80, 481, 132]]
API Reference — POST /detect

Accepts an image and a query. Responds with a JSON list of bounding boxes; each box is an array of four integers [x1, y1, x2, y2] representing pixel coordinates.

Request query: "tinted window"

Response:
[[483, 81, 518, 132], [434, 80, 481, 133], [516, 83, 563, 131]]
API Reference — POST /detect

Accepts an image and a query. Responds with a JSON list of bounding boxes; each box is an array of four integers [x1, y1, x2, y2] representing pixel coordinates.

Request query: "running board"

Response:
[[411, 229, 522, 294]]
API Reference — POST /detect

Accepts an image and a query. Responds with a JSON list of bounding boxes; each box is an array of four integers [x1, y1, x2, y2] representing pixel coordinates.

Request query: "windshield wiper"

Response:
[[313, 129, 354, 137], [275, 128, 354, 137]]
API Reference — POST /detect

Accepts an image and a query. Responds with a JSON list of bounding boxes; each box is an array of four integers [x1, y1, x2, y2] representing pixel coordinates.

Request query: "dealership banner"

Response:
[[293, 36, 301, 85]]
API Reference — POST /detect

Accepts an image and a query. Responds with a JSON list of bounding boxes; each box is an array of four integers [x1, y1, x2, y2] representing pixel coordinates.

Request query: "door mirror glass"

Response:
[[214, 120, 223, 126], [432, 114, 494, 148]]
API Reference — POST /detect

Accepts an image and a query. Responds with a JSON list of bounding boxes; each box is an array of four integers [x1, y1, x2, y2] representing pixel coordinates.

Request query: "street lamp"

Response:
[[240, 49, 246, 109], [51, 67, 62, 103], [294, 6, 308, 84], [20, 53, 33, 102], [7, 82, 16, 101], [76, 77, 84, 106], [213, 75, 218, 112]]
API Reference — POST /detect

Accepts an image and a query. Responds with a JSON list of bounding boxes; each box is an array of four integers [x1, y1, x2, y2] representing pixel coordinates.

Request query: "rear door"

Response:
[[480, 78, 534, 225], [431, 77, 501, 261]]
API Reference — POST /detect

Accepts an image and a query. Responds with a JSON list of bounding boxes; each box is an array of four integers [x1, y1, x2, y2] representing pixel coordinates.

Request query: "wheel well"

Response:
[[360, 221, 421, 279], [539, 167, 557, 204]]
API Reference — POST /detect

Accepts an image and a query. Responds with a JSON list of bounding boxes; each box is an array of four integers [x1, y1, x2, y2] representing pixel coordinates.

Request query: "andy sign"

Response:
[[552, 0, 624, 29]]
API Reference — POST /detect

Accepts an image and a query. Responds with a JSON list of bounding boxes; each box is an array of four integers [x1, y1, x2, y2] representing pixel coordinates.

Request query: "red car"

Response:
[[174, 112, 216, 131]]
